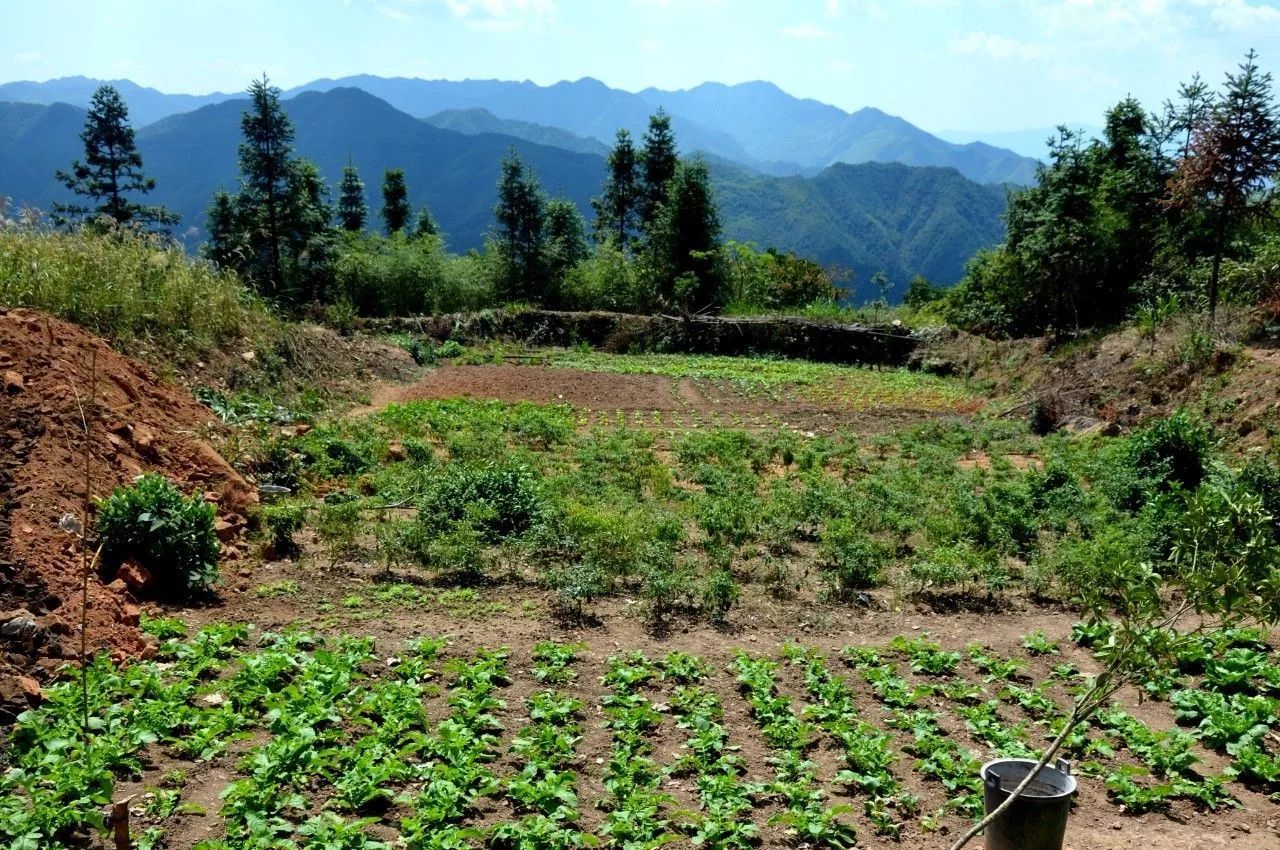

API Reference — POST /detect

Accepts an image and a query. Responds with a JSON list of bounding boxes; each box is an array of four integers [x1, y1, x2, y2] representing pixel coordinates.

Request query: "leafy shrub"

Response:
[[315, 498, 363, 564], [96, 473, 220, 599], [701, 568, 740, 624], [420, 462, 545, 542], [819, 519, 891, 598], [1126, 410, 1214, 497], [906, 542, 1007, 596], [1240, 454, 1280, 535], [402, 516, 487, 582], [436, 339, 464, 358], [262, 501, 307, 557]]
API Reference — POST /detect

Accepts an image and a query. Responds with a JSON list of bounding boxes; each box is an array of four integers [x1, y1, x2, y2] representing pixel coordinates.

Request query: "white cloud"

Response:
[[10, 51, 43, 65], [371, 0, 557, 29], [783, 21, 832, 38], [949, 30, 1042, 61], [1193, 0, 1280, 30]]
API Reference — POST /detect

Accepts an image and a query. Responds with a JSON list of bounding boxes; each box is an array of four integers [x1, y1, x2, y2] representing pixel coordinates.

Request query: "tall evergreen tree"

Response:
[[591, 128, 640, 249], [639, 109, 679, 233], [233, 75, 296, 296], [337, 158, 367, 232], [53, 84, 177, 230], [1169, 50, 1280, 325], [650, 158, 722, 310], [284, 159, 336, 302], [205, 189, 244, 269], [545, 198, 588, 305], [381, 168, 411, 234], [493, 149, 547, 302], [414, 205, 439, 238]]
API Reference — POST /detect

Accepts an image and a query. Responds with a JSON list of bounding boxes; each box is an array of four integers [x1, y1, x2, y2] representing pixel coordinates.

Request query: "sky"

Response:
[[2, 0, 1279, 132]]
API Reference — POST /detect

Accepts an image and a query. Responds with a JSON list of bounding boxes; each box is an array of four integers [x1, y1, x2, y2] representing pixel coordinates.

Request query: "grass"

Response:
[[541, 349, 978, 410], [0, 224, 277, 353]]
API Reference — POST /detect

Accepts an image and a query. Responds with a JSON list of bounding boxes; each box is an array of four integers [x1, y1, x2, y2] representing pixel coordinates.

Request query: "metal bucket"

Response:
[[981, 757, 1076, 850]]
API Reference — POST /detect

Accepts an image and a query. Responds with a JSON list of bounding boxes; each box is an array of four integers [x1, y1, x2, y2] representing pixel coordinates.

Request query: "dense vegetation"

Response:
[[943, 51, 1280, 336]]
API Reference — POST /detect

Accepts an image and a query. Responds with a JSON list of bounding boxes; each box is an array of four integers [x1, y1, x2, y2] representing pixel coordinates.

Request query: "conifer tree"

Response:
[[381, 168, 411, 234], [414, 205, 439, 238], [233, 75, 296, 296], [1168, 49, 1280, 325], [493, 149, 547, 302], [650, 158, 722, 310], [591, 128, 640, 249], [53, 84, 177, 230], [639, 109, 679, 233], [337, 158, 367, 232], [545, 198, 588, 304], [205, 189, 244, 269]]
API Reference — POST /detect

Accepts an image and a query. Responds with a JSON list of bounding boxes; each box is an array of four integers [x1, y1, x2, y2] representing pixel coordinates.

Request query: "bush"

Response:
[[702, 568, 740, 624], [96, 474, 220, 599], [262, 501, 307, 557], [420, 461, 545, 542], [819, 518, 891, 598], [1126, 410, 1215, 496]]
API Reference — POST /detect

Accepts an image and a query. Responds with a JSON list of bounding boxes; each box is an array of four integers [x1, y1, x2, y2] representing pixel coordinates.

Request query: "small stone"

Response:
[[241, 351, 256, 362], [120, 603, 141, 627], [17, 676, 42, 702], [385, 442, 407, 462], [200, 692, 225, 707], [214, 518, 237, 542], [2, 370, 24, 394], [116, 560, 153, 594]]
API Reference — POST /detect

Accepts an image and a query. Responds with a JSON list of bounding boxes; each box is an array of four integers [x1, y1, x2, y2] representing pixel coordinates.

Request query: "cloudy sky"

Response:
[[3, 0, 1277, 132]]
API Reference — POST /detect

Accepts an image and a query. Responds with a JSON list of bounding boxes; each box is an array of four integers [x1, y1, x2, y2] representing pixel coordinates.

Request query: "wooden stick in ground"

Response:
[[111, 798, 131, 849], [77, 347, 98, 744]]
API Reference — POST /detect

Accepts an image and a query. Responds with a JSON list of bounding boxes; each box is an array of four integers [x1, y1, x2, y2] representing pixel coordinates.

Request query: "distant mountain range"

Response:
[[0, 79, 1012, 295], [934, 124, 1104, 161], [0, 75, 1039, 185]]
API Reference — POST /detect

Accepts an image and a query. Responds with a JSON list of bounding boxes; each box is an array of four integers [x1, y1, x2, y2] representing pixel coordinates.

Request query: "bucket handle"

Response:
[[985, 759, 1073, 792]]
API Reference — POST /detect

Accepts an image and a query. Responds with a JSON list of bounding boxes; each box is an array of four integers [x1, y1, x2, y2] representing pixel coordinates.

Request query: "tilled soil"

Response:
[[363, 362, 946, 434]]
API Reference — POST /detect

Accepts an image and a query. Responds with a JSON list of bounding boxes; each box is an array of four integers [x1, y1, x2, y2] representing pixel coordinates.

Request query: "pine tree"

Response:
[[1168, 50, 1280, 325], [337, 158, 367, 232], [650, 158, 722, 310], [545, 198, 588, 305], [414, 205, 439, 238], [204, 189, 244, 269], [53, 84, 177, 230], [233, 75, 296, 296], [284, 159, 335, 302], [493, 149, 547, 302], [591, 128, 640, 249], [381, 168, 411, 234], [639, 109, 679, 234]]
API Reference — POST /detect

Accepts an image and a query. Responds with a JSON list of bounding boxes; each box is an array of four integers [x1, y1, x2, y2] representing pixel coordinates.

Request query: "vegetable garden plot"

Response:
[[1, 621, 1276, 850]]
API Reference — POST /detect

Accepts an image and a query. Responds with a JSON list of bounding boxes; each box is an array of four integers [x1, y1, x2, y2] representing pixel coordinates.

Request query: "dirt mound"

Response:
[[0, 308, 255, 717]]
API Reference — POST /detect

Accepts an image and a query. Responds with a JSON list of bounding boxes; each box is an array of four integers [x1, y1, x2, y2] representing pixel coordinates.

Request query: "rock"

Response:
[[116, 559, 153, 594], [107, 578, 128, 595], [17, 676, 42, 702], [129, 423, 157, 455], [214, 518, 238, 543], [2, 370, 24, 394], [241, 350, 256, 363], [120, 603, 141, 627], [1059, 415, 1120, 438], [385, 442, 408, 462], [0, 611, 42, 644]]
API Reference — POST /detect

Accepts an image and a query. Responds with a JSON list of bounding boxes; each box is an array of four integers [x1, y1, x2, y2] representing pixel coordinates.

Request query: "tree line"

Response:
[[940, 50, 1280, 337], [48, 76, 843, 319]]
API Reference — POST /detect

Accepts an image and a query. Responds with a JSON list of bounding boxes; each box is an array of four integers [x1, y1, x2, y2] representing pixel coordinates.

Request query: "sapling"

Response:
[[951, 480, 1280, 849]]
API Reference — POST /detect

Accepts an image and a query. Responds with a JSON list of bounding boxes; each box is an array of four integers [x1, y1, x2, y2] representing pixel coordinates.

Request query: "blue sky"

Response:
[[3, 0, 1278, 132]]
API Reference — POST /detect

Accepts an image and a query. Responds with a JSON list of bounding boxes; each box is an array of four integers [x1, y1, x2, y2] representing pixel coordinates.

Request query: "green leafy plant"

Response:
[[96, 473, 220, 599]]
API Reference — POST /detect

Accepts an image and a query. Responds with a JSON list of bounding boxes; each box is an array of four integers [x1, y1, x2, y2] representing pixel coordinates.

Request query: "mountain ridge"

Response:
[[1, 74, 1037, 185], [0, 87, 1007, 293]]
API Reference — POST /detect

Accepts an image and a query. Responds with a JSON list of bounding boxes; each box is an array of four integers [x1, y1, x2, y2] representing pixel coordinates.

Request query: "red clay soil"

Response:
[[0, 308, 255, 711]]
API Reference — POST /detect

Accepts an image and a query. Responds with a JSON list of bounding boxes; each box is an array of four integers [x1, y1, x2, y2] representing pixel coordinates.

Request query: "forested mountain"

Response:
[[0, 88, 1007, 289], [637, 81, 1040, 185], [1, 75, 1036, 185], [0, 76, 230, 127], [423, 107, 609, 156]]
